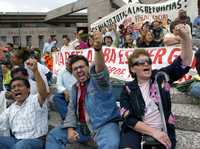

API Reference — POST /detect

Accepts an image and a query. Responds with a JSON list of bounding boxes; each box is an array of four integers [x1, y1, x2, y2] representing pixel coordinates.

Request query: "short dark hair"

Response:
[[10, 77, 30, 89], [7, 43, 14, 48], [11, 67, 28, 78], [63, 35, 70, 41], [69, 55, 89, 71]]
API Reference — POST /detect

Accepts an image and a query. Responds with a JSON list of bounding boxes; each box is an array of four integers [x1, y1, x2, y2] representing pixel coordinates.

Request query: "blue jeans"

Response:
[[190, 82, 200, 99], [53, 92, 68, 120], [0, 136, 45, 149], [46, 122, 120, 149]]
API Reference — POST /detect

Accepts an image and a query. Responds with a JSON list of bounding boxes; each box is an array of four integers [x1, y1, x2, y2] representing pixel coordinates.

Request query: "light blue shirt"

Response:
[[56, 68, 77, 93]]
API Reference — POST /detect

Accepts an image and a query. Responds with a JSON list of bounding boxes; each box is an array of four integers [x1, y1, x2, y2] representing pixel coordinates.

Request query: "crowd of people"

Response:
[[0, 8, 199, 149]]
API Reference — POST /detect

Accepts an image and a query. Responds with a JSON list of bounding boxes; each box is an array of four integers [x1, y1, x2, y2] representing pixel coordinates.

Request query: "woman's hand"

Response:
[[175, 24, 191, 40], [152, 129, 172, 149]]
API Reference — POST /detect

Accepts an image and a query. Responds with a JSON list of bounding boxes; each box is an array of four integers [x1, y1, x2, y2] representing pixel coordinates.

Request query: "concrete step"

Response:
[[66, 130, 200, 149], [176, 129, 200, 149], [172, 103, 200, 132], [48, 111, 200, 149], [171, 88, 200, 105], [66, 141, 97, 149], [48, 111, 62, 130]]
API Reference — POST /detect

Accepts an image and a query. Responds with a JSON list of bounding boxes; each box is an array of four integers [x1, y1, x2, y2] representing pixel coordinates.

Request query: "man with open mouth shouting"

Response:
[[0, 58, 49, 149], [46, 31, 121, 149]]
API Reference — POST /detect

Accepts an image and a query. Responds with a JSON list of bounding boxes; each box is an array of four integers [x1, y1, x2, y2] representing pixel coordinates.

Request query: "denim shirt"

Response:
[[0, 65, 3, 91], [63, 65, 120, 131]]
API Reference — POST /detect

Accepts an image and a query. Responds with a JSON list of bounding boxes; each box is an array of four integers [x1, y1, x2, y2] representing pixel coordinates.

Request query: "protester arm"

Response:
[[0, 109, 10, 133], [93, 32, 105, 73], [119, 84, 141, 127], [25, 58, 49, 106], [163, 34, 181, 46], [176, 24, 193, 66]]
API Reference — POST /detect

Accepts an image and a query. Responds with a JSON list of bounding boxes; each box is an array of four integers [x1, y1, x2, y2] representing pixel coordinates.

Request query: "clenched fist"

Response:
[[175, 24, 191, 40], [93, 31, 103, 51]]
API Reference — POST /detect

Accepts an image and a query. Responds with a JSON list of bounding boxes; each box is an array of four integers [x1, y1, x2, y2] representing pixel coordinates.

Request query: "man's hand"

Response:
[[68, 128, 80, 143], [93, 31, 103, 50], [5, 91, 14, 100], [63, 90, 70, 102], [175, 24, 191, 40], [25, 58, 38, 73], [152, 129, 172, 149]]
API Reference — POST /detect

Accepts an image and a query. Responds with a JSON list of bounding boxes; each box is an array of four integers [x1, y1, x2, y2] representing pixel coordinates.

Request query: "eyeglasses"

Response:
[[72, 65, 86, 72], [133, 58, 152, 66]]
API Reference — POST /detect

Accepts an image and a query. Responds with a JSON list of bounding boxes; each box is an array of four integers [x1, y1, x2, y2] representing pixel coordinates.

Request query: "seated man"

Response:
[[0, 58, 49, 149], [46, 32, 120, 149], [53, 55, 77, 120]]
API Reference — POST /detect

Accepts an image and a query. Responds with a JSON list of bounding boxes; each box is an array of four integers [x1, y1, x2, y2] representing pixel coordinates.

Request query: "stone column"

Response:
[[87, 0, 113, 25]]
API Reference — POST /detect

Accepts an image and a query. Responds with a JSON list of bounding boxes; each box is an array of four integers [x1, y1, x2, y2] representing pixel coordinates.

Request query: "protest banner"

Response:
[[52, 47, 196, 82], [90, 0, 188, 31]]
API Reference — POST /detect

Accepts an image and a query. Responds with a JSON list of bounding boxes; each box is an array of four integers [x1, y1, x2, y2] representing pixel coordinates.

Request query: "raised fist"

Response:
[[93, 31, 103, 50], [175, 24, 191, 40]]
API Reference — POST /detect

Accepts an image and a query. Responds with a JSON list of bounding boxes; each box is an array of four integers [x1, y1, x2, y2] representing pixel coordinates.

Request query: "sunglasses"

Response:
[[133, 58, 152, 66]]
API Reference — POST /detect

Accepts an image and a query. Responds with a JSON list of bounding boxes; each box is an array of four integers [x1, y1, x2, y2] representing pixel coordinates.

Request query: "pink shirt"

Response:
[[139, 81, 163, 130]]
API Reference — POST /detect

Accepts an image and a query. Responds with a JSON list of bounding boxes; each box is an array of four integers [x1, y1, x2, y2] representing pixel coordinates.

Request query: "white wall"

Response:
[[187, 0, 198, 22]]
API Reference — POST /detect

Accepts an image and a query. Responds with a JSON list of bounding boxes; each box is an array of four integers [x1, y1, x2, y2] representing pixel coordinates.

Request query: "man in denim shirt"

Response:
[[46, 32, 120, 149]]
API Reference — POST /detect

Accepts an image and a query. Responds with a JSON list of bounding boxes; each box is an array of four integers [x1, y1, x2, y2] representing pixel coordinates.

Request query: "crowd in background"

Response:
[[0, 8, 199, 149], [0, 9, 200, 106]]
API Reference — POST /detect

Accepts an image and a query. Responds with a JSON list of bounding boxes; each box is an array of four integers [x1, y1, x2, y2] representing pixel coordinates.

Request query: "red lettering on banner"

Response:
[[119, 50, 124, 64], [109, 48, 116, 63], [64, 52, 70, 61], [59, 52, 64, 65], [148, 48, 156, 59], [153, 48, 166, 64], [103, 48, 111, 62], [102, 48, 117, 63], [125, 50, 130, 64], [119, 50, 132, 64], [108, 66, 126, 75], [167, 48, 181, 64], [87, 49, 93, 63]]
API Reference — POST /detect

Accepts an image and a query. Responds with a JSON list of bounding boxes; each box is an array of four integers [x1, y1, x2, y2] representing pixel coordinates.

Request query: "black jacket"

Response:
[[120, 56, 190, 133]]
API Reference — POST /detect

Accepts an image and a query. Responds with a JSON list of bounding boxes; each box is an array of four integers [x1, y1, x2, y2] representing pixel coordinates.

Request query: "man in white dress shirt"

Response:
[[0, 58, 49, 149]]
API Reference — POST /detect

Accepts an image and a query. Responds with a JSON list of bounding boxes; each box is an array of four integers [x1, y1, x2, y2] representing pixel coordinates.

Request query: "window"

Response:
[[0, 36, 7, 42], [13, 36, 20, 46], [38, 35, 44, 50], [26, 36, 32, 48]]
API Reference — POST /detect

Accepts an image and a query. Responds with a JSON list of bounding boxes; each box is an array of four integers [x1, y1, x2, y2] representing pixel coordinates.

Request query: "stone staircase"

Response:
[[171, 88, 200, 149], [48, 87, 200, 149]]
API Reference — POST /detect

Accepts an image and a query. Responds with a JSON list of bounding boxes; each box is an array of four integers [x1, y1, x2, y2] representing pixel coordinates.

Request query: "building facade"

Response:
[[0, 12, 88, 49], [0, 0, 199, 49]]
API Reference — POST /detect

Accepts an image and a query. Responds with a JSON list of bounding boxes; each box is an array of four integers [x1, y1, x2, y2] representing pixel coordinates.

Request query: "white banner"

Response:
[[52, 47, 196, 82], [90, 0, 188, 31]]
